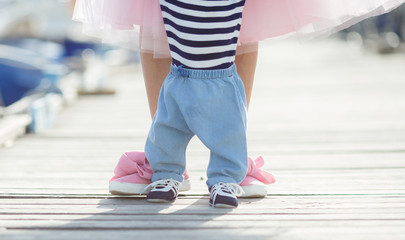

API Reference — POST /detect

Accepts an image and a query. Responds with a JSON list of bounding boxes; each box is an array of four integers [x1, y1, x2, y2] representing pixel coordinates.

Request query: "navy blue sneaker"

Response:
[[146, 179, 181, 203], [209, 182, 244, 208]]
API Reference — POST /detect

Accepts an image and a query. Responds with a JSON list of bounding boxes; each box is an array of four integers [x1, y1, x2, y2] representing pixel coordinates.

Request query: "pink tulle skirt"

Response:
[[73, 0, 405, 58]]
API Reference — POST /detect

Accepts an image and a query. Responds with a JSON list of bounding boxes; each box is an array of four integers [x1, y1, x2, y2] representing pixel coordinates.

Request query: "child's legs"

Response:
[[140, 46, 258, 119], [145, 73, 194, 183], [179, 65, 248, 188]]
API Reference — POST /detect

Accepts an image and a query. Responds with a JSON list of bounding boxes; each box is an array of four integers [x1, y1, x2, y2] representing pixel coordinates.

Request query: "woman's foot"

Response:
[[239, 156, 275, 198], [108, 151, 190, 195]]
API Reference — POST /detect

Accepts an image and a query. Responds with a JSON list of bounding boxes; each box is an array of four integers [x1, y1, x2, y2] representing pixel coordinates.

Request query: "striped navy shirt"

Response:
[[159, 0, 245, 70]]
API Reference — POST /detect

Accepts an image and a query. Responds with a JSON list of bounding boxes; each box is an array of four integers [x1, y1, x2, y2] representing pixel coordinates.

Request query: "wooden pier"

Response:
[[1, 39, 405, 239]]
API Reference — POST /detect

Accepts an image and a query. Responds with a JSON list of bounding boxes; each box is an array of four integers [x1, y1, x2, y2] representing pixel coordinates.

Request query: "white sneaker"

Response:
[[145, 179, 181, 203], [209, 182, 244, 208]]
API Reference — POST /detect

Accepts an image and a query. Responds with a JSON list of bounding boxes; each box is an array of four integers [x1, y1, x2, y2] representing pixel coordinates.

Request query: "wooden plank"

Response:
[[1, 213, 404, 221], [1, 195, 404, 204], [0, 186, 403, 196], [1, 204, 405, 215], [0, 185, 403, 196], [1, 200, 405, 212], [1, 219, 405, 230], [1, 228, 405, 240], [2, 187, 405, 196]]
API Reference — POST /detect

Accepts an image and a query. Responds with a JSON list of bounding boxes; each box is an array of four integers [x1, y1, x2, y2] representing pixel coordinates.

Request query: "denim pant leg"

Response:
[[145, 73, 194, 183], [182, 69, 248, 188]]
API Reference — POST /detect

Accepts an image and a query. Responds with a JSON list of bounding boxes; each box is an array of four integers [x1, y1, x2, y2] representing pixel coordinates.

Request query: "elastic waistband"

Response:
[[170, 64, 237, 79]]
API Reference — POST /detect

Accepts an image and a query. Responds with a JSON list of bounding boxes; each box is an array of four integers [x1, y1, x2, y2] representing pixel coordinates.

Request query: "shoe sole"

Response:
[[239, 185, 267, 198], [146, 198, 175, 203], [109, 182, 147, 195], [109, 179, 191, 195], [211, 203, 237, 208]]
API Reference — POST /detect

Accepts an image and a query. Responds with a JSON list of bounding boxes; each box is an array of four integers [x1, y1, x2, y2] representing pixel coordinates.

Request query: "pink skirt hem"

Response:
[[73, 0, 405, 58]]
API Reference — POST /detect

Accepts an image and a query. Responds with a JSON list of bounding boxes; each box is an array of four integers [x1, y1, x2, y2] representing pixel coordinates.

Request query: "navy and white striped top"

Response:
[[159, 0, 246, 70]]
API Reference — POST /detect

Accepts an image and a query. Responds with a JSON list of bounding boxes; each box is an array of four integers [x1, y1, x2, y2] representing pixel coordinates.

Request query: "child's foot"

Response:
[[209, 182, 243, 208], [146, 179, 181, 203]]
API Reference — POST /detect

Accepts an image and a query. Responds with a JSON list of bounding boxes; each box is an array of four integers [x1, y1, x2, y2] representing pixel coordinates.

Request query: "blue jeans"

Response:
[[145, 64, 248, 188]]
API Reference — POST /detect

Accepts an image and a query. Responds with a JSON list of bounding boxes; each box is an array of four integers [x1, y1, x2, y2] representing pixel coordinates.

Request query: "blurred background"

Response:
[[0, 0, 405, 144], [0, 0, 140, 139]]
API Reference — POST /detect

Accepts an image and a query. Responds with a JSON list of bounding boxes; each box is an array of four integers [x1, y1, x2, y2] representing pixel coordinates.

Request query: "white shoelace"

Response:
[[142, 179, 181, 195], [210, 182, 244, 207]]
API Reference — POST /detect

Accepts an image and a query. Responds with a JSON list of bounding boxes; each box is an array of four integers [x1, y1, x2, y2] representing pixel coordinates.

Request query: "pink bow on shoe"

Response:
[[239, 156, 275, 198], [109, 151, 191, 195], [240, 156, 275, 186], [109, 151, 153, 185]]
